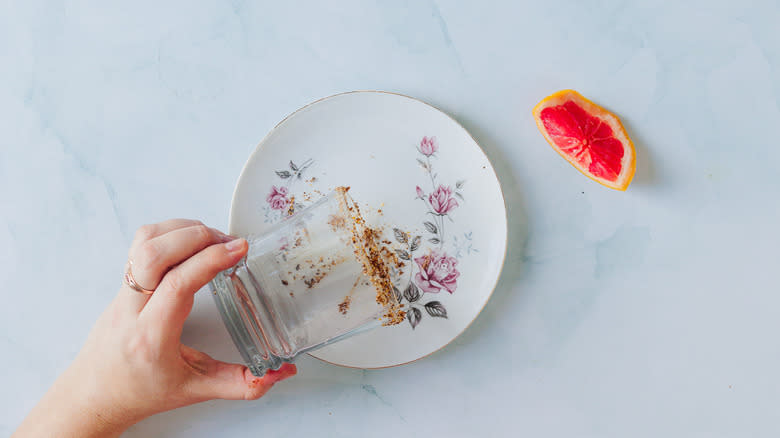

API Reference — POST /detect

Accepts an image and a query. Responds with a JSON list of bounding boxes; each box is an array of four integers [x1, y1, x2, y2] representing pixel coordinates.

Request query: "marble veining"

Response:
[[1, 1, 779, 436]]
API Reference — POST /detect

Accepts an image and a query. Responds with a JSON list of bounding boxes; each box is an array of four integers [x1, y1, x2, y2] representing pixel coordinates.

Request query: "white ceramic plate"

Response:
[[230, 91, 507, 369]]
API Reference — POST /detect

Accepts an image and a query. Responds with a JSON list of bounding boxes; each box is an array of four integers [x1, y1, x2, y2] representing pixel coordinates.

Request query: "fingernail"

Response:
[[225, 238, 246, 252]]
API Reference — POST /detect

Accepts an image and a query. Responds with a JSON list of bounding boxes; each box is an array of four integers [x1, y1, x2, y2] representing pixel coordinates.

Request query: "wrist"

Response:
[[14, 360, 138, 438], [60, 357, 142, 435]]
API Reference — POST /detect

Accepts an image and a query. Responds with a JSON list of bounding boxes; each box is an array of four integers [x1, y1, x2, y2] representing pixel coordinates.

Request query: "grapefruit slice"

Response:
[[532, 89, 635, 190]]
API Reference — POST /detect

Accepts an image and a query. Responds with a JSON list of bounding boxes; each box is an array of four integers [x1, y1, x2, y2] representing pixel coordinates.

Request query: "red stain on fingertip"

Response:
[[247, 363, 297, 388]]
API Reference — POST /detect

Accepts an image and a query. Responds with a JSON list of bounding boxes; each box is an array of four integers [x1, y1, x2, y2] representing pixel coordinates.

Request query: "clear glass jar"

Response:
[[210, 191, 400, 376]]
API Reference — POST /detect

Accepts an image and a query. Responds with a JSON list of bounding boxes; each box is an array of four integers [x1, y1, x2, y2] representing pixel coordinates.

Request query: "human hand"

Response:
[[14, 219, 297, 438]]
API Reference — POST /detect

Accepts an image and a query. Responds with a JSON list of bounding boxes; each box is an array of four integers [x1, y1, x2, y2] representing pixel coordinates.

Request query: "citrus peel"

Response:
[[533, 89, 636, 190]]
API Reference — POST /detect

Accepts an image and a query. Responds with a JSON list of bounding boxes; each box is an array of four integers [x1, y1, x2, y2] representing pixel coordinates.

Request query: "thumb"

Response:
[[183, 347, 297, 400]]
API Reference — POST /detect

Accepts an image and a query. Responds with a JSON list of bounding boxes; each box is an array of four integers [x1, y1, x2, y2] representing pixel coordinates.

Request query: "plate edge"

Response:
[[227, 90, 510, 370]]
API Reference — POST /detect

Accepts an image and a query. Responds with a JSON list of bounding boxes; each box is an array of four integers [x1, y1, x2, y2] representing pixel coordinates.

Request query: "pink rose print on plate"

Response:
[[429, 185, 459, 215], [414, 250, 460, 294], [419, 136, 438, 156], [394, 136, 470, 329], [266, 185, 290, 210], [264, 159, 314, 222]]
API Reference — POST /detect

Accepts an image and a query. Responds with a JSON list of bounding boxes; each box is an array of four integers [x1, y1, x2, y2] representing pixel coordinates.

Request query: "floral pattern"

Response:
[[428, 185, 459, 215], [266, 185, 290, 210], [393, 136, 471, 329], [262, 159, 314, 222], [261, 137, 475, 330], [414, 251, 459, 294], [419, 135, 438, 156]]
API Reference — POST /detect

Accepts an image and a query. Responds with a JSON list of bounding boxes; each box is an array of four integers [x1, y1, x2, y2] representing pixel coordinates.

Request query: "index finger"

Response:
[[139, 238, 248, 340], [130, 219, 204, 249]]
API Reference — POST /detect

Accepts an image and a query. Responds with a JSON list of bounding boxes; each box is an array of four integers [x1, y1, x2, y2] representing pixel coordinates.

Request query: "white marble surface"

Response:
[[2, 1, 779, 436]]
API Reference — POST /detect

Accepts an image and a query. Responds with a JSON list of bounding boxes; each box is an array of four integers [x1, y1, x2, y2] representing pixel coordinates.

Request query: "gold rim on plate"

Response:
[[228, 90, 509, 370]]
